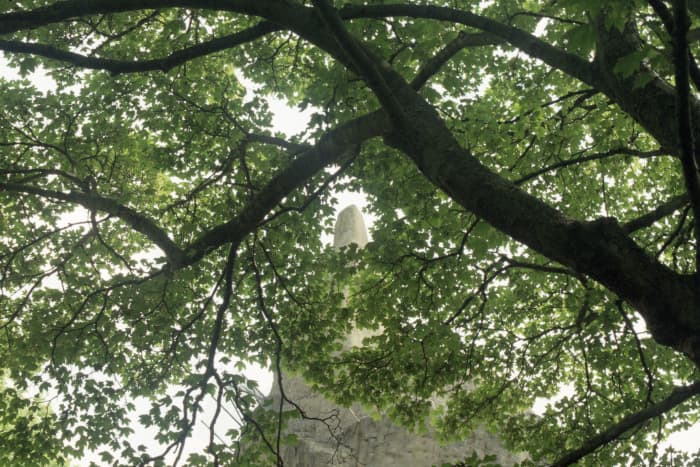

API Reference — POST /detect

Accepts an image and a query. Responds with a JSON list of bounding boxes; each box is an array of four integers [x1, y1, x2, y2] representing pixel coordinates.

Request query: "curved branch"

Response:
[[0, 1, 297, 34], [550, 381, 700, 466], [338, 3, 700, 167], [184, 111, 388, 264], [313, 0, 406, 125], [0, 182, 186, 264], [293, 4, 700, 359], [0, 2, 594, 84], [410, 31, 503, 89], [338, 3, 599, 86], [6, 0, 700, 361], [0, 21, 278, 74], [623, 194, 690, 233], [647, 0, 700, 91], [671, 0, 700, 270], [515, 147, 667, 185]]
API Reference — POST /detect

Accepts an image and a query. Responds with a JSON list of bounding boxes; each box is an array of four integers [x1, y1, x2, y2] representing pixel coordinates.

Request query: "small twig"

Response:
[[616, 300, 655, 406], [515, 147, 666, 185]]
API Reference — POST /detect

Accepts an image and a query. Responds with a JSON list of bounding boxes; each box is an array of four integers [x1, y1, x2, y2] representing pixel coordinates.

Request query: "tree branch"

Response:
[[340, 3, 700, 170], [622, 194, 690, 233], [312, 0, 406, 126], [514, 147, 667, 185], [184, 111, 388, 265], [246, 133, 311, 152], [0, 21, 278, 74], [205, 243, 238, 377], [550, 381, 700, 466], [182, 36, 450, 264], [410, 31, 503, 90], [671, 0, 700, 271], [648, 0, 700, 91], [6, 0, 700, 362], [0, 182, 186, 264], [338, 3, 599, 87]]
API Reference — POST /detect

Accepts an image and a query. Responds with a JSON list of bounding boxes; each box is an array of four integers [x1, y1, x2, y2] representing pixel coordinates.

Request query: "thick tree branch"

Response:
[[671, 0, 700, 270], [0, 10, 498, 84], [0, 182, 186, 264], [246, 133, 311, 152], [3, 2, 699, 462], [184, 111, 388, 265], [648, 0, 700, 91], [338, 4, 599, 87], [591, 18, 700, 163], [622, 193, 690, 233], [6, 0, 700, 364], [182, 33, 454, 263], [271, 5, 700, 358], [0, 1, 301, 35], [296, 12, 700, 360], [166, 0, 700, 362], [312, 0, 406, 126], [338, 3, 700, 166], [0, 19, 466, 276], [550, 381, 700, 466], [0, 2, 596, 85], [382, 92, 699, 355], [0, 21, 278, 74]]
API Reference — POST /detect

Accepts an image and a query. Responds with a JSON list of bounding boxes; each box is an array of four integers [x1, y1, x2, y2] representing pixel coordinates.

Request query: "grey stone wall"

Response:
[[267, 373, 525, 466], [263, 206, 526, 466]]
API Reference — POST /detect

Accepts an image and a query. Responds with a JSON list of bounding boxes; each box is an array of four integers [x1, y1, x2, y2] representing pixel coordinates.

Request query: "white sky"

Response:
[[1, 56, 699, 463]]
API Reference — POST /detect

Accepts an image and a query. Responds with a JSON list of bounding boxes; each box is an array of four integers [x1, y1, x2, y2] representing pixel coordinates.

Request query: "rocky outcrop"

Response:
[[264, 206, 525, 466], [268, 375, 524, 466]]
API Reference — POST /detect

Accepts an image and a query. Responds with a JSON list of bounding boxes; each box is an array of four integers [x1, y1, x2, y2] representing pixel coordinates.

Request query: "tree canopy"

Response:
[[2, 0, 700, 465]]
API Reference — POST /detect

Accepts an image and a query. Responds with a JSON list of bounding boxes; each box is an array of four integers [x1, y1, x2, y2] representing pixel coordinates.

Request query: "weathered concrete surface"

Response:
[[333, 205, 369, 250], [268, 377, 525, 466], [266, 205, 525, 466]]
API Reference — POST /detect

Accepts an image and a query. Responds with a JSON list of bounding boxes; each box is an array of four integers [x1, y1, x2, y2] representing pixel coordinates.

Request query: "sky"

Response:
[[1, 55, 699, 463]]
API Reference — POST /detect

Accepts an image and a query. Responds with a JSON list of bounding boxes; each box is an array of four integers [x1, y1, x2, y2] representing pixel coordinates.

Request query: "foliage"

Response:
[[0, 375, 69, 466], [1, 0, 700, 465]]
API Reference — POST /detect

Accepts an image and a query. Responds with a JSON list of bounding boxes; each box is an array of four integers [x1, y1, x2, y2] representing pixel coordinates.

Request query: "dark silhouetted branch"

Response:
[[0, 22, 278, 74], [622, 194, 689, 233], [550, 381, 700, 466]]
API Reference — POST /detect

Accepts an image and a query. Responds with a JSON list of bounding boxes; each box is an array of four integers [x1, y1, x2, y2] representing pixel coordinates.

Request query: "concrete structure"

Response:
[[265, 205, 523, 466]]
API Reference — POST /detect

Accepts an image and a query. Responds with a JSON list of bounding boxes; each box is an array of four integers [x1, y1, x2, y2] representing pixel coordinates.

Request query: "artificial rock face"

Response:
[[266, 206, 523, 466]]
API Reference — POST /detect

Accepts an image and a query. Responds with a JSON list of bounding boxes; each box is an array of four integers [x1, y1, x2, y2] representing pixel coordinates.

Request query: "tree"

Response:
[[1, 0, 700, 464]]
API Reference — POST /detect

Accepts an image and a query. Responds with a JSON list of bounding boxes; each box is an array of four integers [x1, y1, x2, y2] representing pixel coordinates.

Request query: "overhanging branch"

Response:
[[515, 147, 667, 185], [550, 381, 700, 466], [184, 111, 388, 264], [671, 0, 700, 271], [338, 3, 599, 87], [410, 31, 503, 89], [313, 0, 406, 126], [0, 22, 278, 74], [648, 0, 700, 91], [622, 194, 690, 233], [0, 182, 186, 264]]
